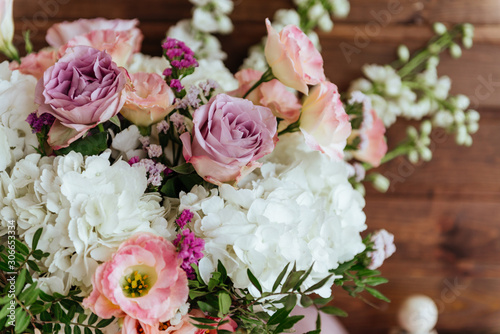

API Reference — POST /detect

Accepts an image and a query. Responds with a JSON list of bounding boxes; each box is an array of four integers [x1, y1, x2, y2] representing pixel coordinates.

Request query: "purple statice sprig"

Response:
[[173, 209, 204, 279], [26, 112, 55, 134], [162, 37, 199, 97], [132, 158, 172, 188]]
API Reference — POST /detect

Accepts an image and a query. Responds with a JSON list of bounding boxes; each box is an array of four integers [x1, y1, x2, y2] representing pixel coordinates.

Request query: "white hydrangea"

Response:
[[126, 53, 169, 76], [0, 151, 170, 293], [181, 58, 238, 92], [174, 134, 366, 298], [0, 61, 38, 173]]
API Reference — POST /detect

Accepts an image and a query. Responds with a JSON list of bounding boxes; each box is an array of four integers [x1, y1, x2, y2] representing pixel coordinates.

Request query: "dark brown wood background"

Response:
[[9, 0, 500, 333]]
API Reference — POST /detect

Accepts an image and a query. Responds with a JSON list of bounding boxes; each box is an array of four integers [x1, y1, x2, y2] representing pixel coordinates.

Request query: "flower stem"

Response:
[[242, 67, 275, 99]]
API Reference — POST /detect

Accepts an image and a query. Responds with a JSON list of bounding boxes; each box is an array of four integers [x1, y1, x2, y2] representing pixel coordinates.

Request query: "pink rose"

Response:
[[35, 46, 127, 149], [180, 94, 277, 185], [83, 233, 189, 326], [349, 91, 387, 167], [264, 18, 325, 95], [9, 49, 57, 79], [46, 18, 142, 50], [58, 29, 142, 67], [121, 72, 176, 127], [230, 69, 301, 124], [300, 81, 352, 160]]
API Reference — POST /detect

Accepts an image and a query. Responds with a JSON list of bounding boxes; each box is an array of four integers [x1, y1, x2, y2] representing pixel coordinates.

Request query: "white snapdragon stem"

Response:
[[0, 0, 19, 61]]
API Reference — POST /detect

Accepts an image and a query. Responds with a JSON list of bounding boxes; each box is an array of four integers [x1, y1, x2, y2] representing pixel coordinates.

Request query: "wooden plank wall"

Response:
[[8, 0, 500, 333]]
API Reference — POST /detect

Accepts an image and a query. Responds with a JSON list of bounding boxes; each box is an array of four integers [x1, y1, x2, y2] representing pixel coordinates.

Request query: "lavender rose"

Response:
[[35, 46, 127, 149], [180, 94, 278, 185]]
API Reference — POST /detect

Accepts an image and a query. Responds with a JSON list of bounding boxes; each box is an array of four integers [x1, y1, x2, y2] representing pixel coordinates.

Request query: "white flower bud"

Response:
[[427, 56, 440, 69], [462, 23, 474, 38], [331, 0, 350, 18], [217, 15, 233, 33], [455, 125, 468, 145], [408, 150, 419, 164], [450, 43, 462, 59], [466, 109, 480, 122], [318, 14, 334, 32], [398, 45, 410, 63], [407, 126, 418, 140], [420, 147, 432, 161], [462, 36, 473, 49], [433, 110, 454, 128], [421, 120, 432, 135], [308, 3, 326, 21], [454, 94, 470, 109], [467, 122, 479, 134], [454, 109, 466, 124], [372, 174, 390, 193], [464, 134, 473, 146], [433, 22, 447, 35]]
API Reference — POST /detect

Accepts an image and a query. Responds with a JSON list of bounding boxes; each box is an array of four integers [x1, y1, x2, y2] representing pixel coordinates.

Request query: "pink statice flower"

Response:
[[170, 113, 187, 134], [349, 91, 388, 167], [174, 229, 204, 280], [157, 120, 170, 134], [82, 233, 188, 326], [132, 159, 168, 187], [175, 210, 194, 229], [147, 144, 163, 158], [367, 229, 396, 270]]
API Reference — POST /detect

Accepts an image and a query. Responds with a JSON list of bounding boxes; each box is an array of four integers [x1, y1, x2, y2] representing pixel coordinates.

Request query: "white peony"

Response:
[[126, 53, 169, 76], [0, 61, 38, 173], [1, 151, 170, 292], [173, 133, 366, 298]]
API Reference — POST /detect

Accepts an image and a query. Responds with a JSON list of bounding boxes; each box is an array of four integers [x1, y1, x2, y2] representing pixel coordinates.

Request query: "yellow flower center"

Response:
[[121, 266, 156, 298]]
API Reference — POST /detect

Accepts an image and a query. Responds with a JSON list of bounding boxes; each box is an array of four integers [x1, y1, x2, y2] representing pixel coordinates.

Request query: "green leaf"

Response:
[[312, 296, 333, 306], [189, 290, 208, 299], [77, 313, 87, 323], [284, 294, 297, 311], [52, 303, 62, 321], [275, 315, 305, 333], [282, 270, 305, 293], [14, 308, 30, 333], [0, 295, 11, 305], [357, 269, 381, 277], [197, 301, 217, 315], [294, 264, 314, 291], [32, 228, 43, 250], [267, 307, 292, 326], [306, 330, 321, 334], [170, 163, 195, 174], [217, 260, 227, 283], [29, 302, 51, 315], [272, 263, 290, 292], [27, 260, 40, 272], [84, 327, 92, 334], [365, 287, 390, 302], [74, 326, 82, 334], [19, 284, 39, 305], [109, 115, 121, 129], [247, 269, 262, 294], [189, 317, 218, 324], [319, 306, 348, 317], [216, 330, 233, 334], [23, 30, 33, 54], [95, 329, 103, 334], [64, 324, 72, 334], [0, 303, 11, 320], [15, 269, 27, 296], [300, 295, 313, 308], [315, 312, 321, 330], [218, 292, 231, 317], [88, 313, 98, 325], [304, 274, 334, 294], [97, 318, 115, 328], [331, 260, 355, 275], [363, 277, 389, 286], [55, 132, 108, 157], [38, 291, 55, 302], [14, 240, 30, 256]]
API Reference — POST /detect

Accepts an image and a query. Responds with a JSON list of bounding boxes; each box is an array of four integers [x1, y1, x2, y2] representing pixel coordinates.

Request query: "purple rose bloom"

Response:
[[35, 46, 127, 149], [180, 94, 278, 185]]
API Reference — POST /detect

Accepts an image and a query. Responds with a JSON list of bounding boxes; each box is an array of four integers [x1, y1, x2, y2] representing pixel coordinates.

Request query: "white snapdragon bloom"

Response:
[[174, 134, 366, 298], [0, 61, 38, 172], [2, 151, 170, 292]]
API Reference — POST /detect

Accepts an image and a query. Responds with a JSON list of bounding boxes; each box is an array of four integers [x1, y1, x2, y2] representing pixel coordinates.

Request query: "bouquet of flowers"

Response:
[[0, 0, 477, 333]]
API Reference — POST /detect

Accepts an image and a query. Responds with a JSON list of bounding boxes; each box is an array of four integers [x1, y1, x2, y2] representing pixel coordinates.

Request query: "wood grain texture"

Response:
[[7, 0, 500, 333]]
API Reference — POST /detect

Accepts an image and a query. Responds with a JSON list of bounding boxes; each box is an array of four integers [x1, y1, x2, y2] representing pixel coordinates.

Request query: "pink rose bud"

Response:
[[35, 46, 127, 149], [368, 229, 396, 270], [180, 94, 278, 185], [264, 18, 325, 95], [300, 81, 352, 160], [9, 49, 57, 80], [230, 69, 301, 124], [349, 91, 388, 167], [83, 233, 189, 326], [121, 72, 176, 127]]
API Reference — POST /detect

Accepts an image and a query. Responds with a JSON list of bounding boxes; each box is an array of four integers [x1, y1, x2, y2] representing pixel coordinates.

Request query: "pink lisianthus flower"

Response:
[[180, 94, 278, 185], [121, 72, 176, 127], [83, 233, 189, 327], [46, 18, 143, 51], [367, 229, 396, 270], [349, 91, 388, 167], [59, 29, 143, 67], [35, 46, 127, 149], [300, 81, 352, 160], [264, 18, 325, 95], [229, 69, 301, 125], [9, 49, 57, 79]]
